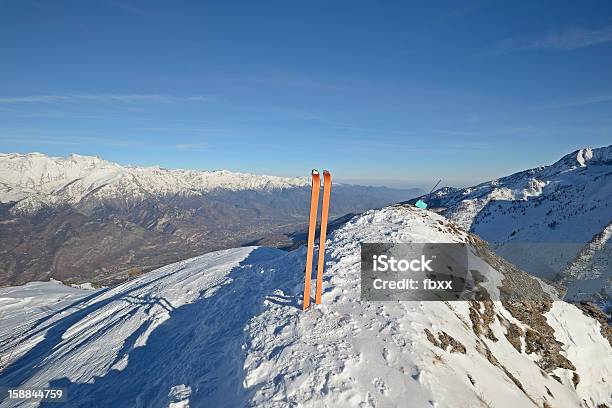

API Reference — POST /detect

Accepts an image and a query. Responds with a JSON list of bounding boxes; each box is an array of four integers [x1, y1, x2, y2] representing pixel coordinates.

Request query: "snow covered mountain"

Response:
[[0, 153, 423, 287], [1, 206, 610, 407], [0, 152, 422, 215], [0, 153, 310, 214], [413, 145, 612, 309]]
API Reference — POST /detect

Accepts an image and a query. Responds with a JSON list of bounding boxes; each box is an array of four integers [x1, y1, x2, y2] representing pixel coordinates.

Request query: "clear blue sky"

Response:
[[1, 1, 611, 188]]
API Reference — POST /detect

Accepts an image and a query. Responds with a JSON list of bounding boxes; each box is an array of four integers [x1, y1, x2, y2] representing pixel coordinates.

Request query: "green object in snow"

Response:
[[415, 200, 427, 209]]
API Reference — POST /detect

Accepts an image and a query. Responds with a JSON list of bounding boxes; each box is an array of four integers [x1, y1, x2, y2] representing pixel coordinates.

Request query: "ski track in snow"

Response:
[[0, 207, 610, 408]]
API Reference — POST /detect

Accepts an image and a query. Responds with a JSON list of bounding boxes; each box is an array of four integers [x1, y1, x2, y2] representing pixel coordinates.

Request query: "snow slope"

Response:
[[559, 222, 612, 309], [0, 153, 309, 213], [0, 206, 610, 407], [414, 145, 612, 306]]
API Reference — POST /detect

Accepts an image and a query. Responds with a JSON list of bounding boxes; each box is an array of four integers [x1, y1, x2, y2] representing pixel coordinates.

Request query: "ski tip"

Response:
[[311, 169, 319, 176]]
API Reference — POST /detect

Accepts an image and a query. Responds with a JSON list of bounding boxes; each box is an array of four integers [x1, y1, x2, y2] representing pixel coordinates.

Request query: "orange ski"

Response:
[[315, 170, 331, 304], [302, 169, 320, 310]]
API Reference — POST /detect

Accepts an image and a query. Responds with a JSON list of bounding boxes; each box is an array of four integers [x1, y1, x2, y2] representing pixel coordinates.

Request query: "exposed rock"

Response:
[[424, 329, 466, 354], [503, 300, 576, 373], [545, 386, 554, 398], [467, 374, 475, 386], [424, 328, 438, 347], [504, 322, 524, 353], [469, 300, 498, 341], [438, 331, 467, 354], [572, 372, 580, 389]]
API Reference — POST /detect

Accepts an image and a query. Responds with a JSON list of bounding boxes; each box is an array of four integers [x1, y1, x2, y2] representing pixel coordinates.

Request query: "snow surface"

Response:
[[417, 145, 612, 305], [0, 207, 610, 407], [0, 153, 309, 213], [545, 302, 611, 406]]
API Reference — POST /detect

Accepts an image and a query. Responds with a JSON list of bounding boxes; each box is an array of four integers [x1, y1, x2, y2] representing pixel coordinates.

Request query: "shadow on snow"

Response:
[[1, 247, 305, 408]]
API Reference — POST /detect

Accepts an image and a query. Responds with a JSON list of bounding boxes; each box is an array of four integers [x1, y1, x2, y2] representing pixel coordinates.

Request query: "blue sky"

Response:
[[1, 1, 611, 188]]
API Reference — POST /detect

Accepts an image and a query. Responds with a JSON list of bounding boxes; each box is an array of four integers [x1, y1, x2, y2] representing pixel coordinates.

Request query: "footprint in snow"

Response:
[[372, 377, 389, 395]]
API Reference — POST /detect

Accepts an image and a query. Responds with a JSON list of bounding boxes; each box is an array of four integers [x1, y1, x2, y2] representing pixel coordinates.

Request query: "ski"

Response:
[[302, 169, 321, 310], [315, 170, 332, 304]]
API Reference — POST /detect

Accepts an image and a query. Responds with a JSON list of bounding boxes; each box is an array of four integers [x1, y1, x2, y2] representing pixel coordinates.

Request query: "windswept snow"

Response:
[[0, 281, 91, 360], [0, 206, 610, 408]]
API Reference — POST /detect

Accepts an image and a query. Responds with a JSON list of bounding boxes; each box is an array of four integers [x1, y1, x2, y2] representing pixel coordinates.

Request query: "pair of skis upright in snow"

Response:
[[302, 169, 332, 311]]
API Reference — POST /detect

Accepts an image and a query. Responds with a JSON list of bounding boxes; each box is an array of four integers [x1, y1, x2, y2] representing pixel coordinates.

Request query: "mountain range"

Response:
[[0, 152, 423, 287]]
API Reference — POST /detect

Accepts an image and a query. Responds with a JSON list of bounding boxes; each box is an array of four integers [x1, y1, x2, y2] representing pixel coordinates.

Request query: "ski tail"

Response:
[[303, 169, 320, 310], [315, 170, 331, 305]]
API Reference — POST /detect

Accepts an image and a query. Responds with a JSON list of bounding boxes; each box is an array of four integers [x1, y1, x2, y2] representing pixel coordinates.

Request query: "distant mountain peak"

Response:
[[552, 145, 612, 171], [576, 147, 593, 166]]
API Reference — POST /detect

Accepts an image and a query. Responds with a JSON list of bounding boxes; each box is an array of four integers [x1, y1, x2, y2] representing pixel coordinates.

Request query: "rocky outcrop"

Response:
[[424, 329, 467, 354]]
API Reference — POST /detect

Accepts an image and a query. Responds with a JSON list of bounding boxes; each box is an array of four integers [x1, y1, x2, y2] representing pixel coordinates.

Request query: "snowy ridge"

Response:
[[415, 145, 612, 287], [0, 153, 309, 213], [425, 146, 612, 230], [548, 147, 612, 173], [1, 206, 610, 407], [559, 222, 612, 309]]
